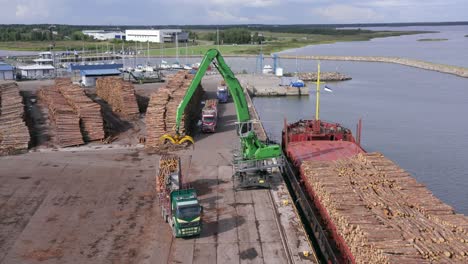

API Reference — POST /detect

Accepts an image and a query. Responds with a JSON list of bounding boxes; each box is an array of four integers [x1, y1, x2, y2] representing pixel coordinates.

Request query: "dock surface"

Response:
[[0, 76, 315, 263]]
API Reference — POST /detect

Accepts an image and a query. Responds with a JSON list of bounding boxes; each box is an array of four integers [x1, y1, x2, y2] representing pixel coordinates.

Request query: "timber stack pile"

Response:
[[0, 82, 30, 155], [301, 152, 468, 263], [38, 87, 84, 147], [156, 155, 179, 193], [55, 78, 105, 141], [95, 77, 139, 119], [145, 71, 203, 149]]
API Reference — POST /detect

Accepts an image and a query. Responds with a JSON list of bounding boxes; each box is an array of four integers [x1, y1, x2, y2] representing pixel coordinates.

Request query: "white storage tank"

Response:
[[275, 67, 283, 76]]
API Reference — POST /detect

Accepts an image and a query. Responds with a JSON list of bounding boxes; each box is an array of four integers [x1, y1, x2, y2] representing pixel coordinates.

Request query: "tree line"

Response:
[[204, 28, 265, 44], [0, 25, 98, 41]]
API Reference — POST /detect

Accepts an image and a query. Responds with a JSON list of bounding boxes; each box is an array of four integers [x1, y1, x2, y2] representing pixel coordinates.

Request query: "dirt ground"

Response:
[[0, 76, 315, 264]]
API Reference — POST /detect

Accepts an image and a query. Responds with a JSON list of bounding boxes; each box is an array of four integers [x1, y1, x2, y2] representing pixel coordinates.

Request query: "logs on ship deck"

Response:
[[145, 71, 203, 149], [95, 77, 139, 119], [0, 82, 30, 155], [55, 78, 105, 141], [38, 87, 84, 147], [301, 152, 468, 263]]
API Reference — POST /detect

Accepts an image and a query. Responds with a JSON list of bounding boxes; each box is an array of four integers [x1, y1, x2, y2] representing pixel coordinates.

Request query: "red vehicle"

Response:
[[201, 99, 218, 133]]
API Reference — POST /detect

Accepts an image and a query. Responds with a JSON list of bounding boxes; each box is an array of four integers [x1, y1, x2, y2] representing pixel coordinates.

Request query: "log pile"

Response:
[[145, 71, 203, 149], [0, 82, 30, 155], [55, 78, 105, 141], [95, 77, 139, 119], [38, 87, 84, 147], [156, 155, 179, 193], [301, 152, 468, 263]]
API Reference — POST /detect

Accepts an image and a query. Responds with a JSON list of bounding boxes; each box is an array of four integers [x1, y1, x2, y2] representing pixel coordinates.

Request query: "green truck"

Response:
[[158, 155, 202, 237]]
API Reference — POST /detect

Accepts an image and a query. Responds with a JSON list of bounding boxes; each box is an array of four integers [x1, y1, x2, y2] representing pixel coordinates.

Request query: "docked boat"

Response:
[[170, 63, 183, 70], [262, 64, 273, 74]]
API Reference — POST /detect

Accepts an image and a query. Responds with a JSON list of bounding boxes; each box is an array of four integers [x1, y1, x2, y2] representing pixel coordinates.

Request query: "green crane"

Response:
[[163, 49, 283, 188]]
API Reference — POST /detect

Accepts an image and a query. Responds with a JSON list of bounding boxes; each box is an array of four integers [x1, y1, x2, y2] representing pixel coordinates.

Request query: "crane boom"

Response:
[[164, 49, 283, 188], [175, 49, 250, 132]]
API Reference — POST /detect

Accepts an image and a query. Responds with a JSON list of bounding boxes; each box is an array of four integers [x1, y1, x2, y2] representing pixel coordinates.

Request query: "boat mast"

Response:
[[175, 33, 179, 63], [147, 40, 149, 65]]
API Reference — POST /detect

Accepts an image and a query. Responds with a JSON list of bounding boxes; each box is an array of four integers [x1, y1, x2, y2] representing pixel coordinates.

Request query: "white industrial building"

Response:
[[125, 29, 188, 43], [82, 30, 125, 40], [17, 65, 55, 79]]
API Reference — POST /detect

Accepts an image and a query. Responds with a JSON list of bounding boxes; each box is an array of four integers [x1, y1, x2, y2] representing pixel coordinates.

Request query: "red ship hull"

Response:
[[282, 118, 364, 263]]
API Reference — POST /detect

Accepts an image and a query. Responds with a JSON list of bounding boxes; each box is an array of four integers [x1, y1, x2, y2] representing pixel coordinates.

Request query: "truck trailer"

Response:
[[157, 155, 202, 237]]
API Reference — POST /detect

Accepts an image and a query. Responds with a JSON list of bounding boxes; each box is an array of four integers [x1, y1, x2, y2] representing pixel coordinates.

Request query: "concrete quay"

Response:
[[238, 75, 309, 97]]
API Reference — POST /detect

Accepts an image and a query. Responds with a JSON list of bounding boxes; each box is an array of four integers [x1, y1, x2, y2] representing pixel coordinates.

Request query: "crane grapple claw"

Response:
[[160, 134, 195, 146]]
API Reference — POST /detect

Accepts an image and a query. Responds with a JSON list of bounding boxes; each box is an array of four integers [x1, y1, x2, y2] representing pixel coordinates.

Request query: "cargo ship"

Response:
[[281, 64, 468, 263]]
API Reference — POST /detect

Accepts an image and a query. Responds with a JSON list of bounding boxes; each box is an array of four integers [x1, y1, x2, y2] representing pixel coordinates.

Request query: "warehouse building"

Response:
[[82, 30, 126, 41], [125, 29, 188, 43], [0, 62, 14, 80], [17, 64, 55, 79], [80, 69, 121, 87], [68, 63, 123, 83]]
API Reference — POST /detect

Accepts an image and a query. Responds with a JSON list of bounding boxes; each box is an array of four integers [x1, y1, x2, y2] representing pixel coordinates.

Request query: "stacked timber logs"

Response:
[[95, 77, 139, 119], [0, 82, 30, 155], [145, 71, 203, 149], [156, 155, 179, 193], [55, 78, 105, 141], [301, 152, 468, 263], [38, 87, 84, 147]]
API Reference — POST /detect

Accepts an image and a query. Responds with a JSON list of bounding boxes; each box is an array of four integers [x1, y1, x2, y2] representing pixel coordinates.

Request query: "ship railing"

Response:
[[233, 155, 284, 173], [283, 159, 340, 264]]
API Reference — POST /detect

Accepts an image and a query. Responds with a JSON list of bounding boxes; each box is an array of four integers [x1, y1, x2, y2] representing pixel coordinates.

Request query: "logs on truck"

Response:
[[201, 99, 218, 133], [96, 77, 139, 119], [301, 152, 468, 263], [0, 82, 30, 155], [145, 71, 203, 149], [157, 154, 202, 237]]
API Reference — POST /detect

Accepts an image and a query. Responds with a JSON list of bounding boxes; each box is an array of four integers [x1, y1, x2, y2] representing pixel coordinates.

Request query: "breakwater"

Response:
[[279, 55, 468, 78]]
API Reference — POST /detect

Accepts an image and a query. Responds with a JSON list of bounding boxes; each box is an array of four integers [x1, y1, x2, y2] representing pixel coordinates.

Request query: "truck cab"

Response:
[[201, 99, 218, 133], [217, 86, 229, 103], [201, 110, 217, 132], [170, 189, 202, 237]]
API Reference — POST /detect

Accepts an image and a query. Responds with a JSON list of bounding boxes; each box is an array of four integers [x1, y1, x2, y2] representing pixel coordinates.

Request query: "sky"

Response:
[[0, 0, 467, 25]]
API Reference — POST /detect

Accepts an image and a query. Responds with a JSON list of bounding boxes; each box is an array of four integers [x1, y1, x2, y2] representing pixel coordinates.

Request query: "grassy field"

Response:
[[148, 30, 425, 56], [0, 30, 426, 56], [0, 40, 198, 52]]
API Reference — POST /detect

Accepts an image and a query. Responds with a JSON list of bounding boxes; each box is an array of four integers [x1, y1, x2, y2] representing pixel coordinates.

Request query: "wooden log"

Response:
[[0, 82, 30, 155], [300, 153, 468, 263]]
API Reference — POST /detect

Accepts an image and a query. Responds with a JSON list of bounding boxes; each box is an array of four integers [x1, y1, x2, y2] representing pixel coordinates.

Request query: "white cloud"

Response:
[[206, 0, 280, 7], [312, 4, 384, 23], [0, 0, 466, 24], [208, 9, 251, 23]]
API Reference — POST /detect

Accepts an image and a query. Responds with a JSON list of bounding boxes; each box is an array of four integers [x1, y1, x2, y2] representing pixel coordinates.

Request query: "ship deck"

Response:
[[285, 140, 364, 167]]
